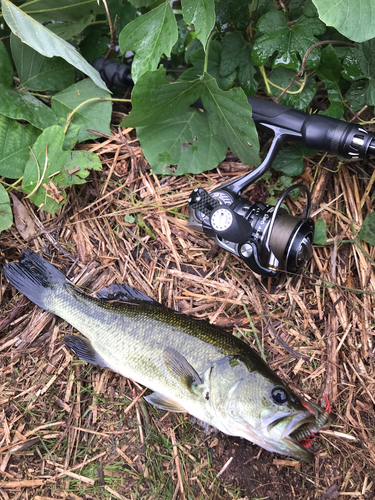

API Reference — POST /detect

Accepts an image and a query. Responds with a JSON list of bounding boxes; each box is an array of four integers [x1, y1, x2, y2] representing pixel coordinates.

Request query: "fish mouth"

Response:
[[266, 403, 328, 461]]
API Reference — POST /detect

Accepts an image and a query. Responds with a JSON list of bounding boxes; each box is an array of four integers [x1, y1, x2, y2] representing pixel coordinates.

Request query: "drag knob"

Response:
[[210, 205, 252, 243]]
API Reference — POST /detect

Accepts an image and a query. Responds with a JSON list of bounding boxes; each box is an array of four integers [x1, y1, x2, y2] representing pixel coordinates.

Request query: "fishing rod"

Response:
[[92, 57, 375, 277]]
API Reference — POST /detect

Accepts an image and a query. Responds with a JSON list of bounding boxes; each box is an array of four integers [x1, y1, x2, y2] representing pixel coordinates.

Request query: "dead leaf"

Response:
[[9, 193, 36, 241]]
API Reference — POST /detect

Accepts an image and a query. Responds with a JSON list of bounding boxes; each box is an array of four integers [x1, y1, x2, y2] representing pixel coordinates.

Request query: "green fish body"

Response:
[[3, 250, 328, 460]]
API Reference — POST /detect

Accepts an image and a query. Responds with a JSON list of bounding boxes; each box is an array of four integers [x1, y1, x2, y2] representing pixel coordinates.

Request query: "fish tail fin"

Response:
[[3, 249, 67, 310]]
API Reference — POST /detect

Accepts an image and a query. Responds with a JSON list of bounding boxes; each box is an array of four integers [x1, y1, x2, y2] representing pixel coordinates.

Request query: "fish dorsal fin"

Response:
[[144, 392, 186, 413], [163, 347, 203, 393], [64, 335, 110, 369], [97, 283, 159, 305]]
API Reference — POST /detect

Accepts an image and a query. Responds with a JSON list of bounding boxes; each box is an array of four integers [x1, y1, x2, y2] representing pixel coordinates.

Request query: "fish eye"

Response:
[[272, 387, 288, 405]]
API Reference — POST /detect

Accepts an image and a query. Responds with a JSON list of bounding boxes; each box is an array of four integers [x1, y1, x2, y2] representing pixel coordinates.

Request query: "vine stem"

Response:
[[259, 66, 272, 96], [3, 177, 24, 192], [101, 0, 118, 59], [203, 31, 215, 74], [64, 97, 131, 135], [274, 40, 356, 102], [268, 71, 308, 95]]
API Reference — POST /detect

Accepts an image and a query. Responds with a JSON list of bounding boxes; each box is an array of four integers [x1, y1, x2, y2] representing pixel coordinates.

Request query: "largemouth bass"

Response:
[[3, 250, 330, 461]]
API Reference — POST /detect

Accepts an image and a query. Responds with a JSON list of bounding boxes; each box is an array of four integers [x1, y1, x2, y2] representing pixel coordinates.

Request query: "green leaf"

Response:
[[316, 45, 344, 119], [51, 79, 112, 143], [22, 125, 102, 213], [0, 114, 41, 179], [121, 67, 201, 128], [272, 144, 317, 177], [56, 117, 80, 151], [0, 184, 13, 233], [128, 0, 154, 7], [172, 18, 189, 56], [314, 218, 327, 245], [344, 81, 369, 112], [20, 0, 100, 23], [109, 1, 137, 35], [180, 40, 237, 90], [10, 34, 75, 91], [201, 72, 260, 166], [268, 67, 317, 110], [0, 40, 14, 86], [359, 212, 375, 245], [45, 14, 94, 40], [137, 108, 227, 175], [118, 2, 178, 83], [252, 10, 326, 71], [0, 83, 57, 130], [181, 0, 215, 48], [312, 0, 375, 43], [215, 0, 251, 31], [2, 0, 109, 92], [79, 30, 110, 63], [220, 31, 258, 96], [342, 39, 375, 108]]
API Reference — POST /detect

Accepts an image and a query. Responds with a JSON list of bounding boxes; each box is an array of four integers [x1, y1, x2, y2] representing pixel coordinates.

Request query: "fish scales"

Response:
[[2, 249, 330, 461]]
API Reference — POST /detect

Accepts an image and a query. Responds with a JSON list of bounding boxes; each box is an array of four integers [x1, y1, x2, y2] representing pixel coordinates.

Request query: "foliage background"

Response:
[[0, 0, 374, 239]]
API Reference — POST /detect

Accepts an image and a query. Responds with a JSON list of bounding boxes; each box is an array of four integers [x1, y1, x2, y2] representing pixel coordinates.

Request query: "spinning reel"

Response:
[[187, 97, 375, 277], [91, 58, 375, 277], [187, 177, 314, 278]]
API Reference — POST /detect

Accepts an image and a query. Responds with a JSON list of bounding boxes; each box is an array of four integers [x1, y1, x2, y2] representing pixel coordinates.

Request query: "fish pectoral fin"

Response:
[[144, 392, 187, 413], [97, 283, 159, 305], [64, 335, 109, 368], [163, 347, 203, 393]]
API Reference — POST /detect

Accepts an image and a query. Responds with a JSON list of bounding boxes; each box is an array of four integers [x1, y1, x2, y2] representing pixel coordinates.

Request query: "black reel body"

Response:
[[188, 185, 314, 277]]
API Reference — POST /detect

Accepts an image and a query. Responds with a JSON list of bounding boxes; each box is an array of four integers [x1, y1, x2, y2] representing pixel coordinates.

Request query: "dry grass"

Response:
[[0, 119, 374, 500]]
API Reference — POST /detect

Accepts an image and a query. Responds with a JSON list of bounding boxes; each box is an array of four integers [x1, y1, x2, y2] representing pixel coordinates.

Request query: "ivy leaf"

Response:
[[20, 0, 100, 23], [201, 72, 260, 166], [0, 114, 41, 179], [359, 212, 375, 246], [118, 2, 178, 83], [22, 125, 102, 213], [180, 41, 237, 90], [45, 14, 94, 40], [51, 79, 112, 143], [268, 67, 317, 110], [10, 34, 75, 91], [220, 31, 258, 96], [252, 10, 326, 71], [342, 39, 375, 109], [121, 67, 201, 128], [79, 30, 110, 63], [0, 184, 13, 234], [2, 0, 109, 92], [128, 0, 154, 7], [272, 144, 317, 177], [181, 0, 215, 48], [137, 108, 227, 175], [215, 0, 251, 31], [0, 40, 13, 86], [316, 45, 344, 119], [314, 218, 327, 245], [312, 0, 375, 43], [344, 82, 369, 112], [56, 118, 80, 151], [0, 83, 57, 130]]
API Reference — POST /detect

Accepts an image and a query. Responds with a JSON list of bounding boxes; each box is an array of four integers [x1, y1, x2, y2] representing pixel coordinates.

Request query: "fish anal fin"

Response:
[[144, 392, 186, 413], [97, 283, 158, 304], [64, 335, 109, 369], [163, 347, 203, 393]]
